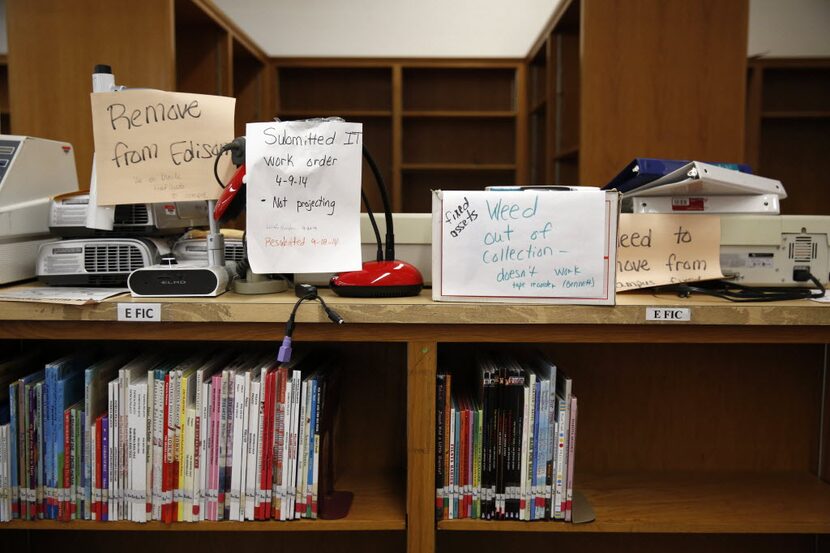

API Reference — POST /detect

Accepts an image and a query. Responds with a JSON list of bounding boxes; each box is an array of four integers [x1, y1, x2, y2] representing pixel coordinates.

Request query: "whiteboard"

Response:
[[432, 189, 619, 304]]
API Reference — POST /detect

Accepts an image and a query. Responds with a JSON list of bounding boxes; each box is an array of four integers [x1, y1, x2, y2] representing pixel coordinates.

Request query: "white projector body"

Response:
[[36, 238, 161, 286]]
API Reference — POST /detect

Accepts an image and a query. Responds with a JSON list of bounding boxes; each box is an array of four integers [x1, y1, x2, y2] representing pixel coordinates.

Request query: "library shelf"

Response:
[[553, 146, 579, 160], [401, 110, 517, 119], [400, 163, 517, 172], [760, 111, 830, 120], [437, 471, 830, 534], [2, 472, 404, 532], [277, 109, 393, 119], [1, 285, 828, 553]]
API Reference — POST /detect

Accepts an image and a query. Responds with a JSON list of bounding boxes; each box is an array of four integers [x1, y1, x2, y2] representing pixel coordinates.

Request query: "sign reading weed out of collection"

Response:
[[432, 189, 619, 304], [90, 89, 236, 205], [244, 119, 363, 274]]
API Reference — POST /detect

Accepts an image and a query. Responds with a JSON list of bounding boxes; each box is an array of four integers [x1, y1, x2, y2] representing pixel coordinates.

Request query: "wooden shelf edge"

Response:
[[529, 100, 547, 115], [437, 472, 830, 534], [0, 519, 405, 532], [761, 110, 830, 120], [401, 163, 516, 172], [553, 146, 579, 160], [1, 471, 405, 532], [277, 109, 393, 118], [402, 110, 517, 118]]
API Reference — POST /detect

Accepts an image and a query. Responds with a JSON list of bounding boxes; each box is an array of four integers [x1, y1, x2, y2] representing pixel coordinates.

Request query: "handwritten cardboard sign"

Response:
[[432, 189, 618, 304], [245, 120, 363, 274], [90, 89, 235, 205], [616, 214, 723, 291]]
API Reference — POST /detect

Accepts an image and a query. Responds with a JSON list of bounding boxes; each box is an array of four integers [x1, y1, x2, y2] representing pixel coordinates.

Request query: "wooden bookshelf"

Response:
[[745, 58, 830, 216], [0, 288, 828, 553], [3, 471, 405, 532], [0, 55, 10, 134], [272, 60, 527, 213], [526, 0, 749, 187], [438, 472, 830, 534], [5, 0, 270, 188]]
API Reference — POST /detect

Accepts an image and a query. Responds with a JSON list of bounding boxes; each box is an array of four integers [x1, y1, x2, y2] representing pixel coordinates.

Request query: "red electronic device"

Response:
[[329, 147, 423, 297], [211, 137, 423, 297], [213, 164, 246, 221]]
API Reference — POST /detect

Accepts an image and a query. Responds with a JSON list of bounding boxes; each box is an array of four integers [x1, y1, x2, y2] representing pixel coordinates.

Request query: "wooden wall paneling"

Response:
[[579, 0, 749, 187], [277, 66, 393, 113], [6, 0, 176, 188], [401, 170, 516, 213], [557, 31, 580, 157], [760, 117, 830, 215], [822, 344, 830, 483], [744, 62, 763, 171], [761, 64, 830, 113], [541, 343, 824, 473], [514, 63, 529, 185], [545, 36, 556, 182], [407, 341, 437, 553], [402, 118, 515, 166], [402, 68, 516, 112], [392, 65, 404, 212], [174, 15, 229, 95]]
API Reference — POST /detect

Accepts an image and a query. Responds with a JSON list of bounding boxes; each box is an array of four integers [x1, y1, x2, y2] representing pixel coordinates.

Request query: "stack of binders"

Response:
[[606, 159, 786, 215]]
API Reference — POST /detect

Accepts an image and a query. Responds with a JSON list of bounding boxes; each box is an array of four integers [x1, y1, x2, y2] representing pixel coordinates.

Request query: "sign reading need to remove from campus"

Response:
[[90, 89, 236, 205], [245, 119, 363, 274], [432, 189, 619, 304]]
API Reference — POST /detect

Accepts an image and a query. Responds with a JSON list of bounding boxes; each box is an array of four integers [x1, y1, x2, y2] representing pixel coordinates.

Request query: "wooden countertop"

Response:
[[0, 285, 827, 327]]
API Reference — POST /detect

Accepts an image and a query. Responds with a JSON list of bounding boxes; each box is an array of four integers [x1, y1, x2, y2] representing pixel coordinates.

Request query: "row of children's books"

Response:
[[0, 348, 338, 523], [436, 352, 577, 521]]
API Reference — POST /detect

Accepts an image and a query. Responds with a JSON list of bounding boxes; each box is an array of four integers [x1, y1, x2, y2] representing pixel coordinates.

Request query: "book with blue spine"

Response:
[[45, 352, 93, 519]]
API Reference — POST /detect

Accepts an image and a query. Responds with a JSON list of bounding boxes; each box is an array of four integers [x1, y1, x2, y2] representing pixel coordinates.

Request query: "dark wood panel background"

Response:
[[580, 0, 749, 186]]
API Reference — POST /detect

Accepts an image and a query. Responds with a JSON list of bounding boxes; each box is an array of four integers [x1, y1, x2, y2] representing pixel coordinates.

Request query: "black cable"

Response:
[[361, 189, 383, 262], [278, 289, 345, 363], [656, 272, 825, 303], [362, 145, 395, 261], [213, 144, 231, 189]]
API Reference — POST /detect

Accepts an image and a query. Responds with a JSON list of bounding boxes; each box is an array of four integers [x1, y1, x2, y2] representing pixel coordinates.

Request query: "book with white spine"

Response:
[[245, 371, 261, 520], [278, 369, 292, 520], [107, 378, 121, 521], [229, 370, 247, 521]]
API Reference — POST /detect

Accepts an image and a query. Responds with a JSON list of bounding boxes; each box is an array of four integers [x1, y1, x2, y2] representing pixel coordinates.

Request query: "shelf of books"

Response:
[[0, 289, 828, 553], [438, 472, 830, 533]]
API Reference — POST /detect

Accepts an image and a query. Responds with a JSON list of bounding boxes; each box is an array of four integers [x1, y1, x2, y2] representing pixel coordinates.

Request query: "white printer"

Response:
[[0, 135, 79, 284]]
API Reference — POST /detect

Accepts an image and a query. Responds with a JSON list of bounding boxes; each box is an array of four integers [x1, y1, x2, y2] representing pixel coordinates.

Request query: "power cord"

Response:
[[655, 270, 825, 303], [278, 284, 345, 363], [214, 137, 246, 189]]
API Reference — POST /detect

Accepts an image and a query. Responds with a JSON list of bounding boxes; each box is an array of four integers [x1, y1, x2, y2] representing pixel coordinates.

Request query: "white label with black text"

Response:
[[646, 307, 691, 322], [117, 303, 162, 322]]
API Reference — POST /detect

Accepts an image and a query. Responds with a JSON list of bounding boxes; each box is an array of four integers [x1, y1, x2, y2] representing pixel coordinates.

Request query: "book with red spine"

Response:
[[161, 373, 171, 523], [272, 366, 287, 520], [262, 368, 277, 519], [209, 373, 222, 520]]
